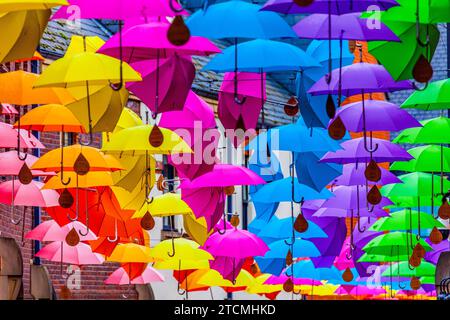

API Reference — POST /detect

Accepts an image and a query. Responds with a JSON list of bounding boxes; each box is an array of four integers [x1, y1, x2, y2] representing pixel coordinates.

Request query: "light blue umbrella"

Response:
[[258, 216, 328, 241], [252, 201, 279, 222], [249, 150, 283, 194], [251, 178, 333, 204], [285, 260, 342, 281], [187, 0, 296, 40], [248, 217, 268, 235], [204, 39, 320, 73], [264, 238, 321, 259], [254, 257, 286, 276]]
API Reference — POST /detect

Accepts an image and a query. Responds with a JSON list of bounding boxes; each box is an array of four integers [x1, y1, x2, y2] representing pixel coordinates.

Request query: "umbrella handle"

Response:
[[284, 238, 295, 246], [10, 205, 23, 226], [415, 9, 430, 48], [110, 20, 124, 92], [217, 211, 227, 235], [285, 265, 294, 278], [367, 205, 375, 213], [169, 0, 185, 13], [167, 236, 176, 257], [60, 136, 71, 185], [356, 209, 366, 233], [292, 287, 301, 295], [177, 281, 186, 295], [413, 81, 429, 92], [78, 207, 90, 236], [16, 110, 28, 161], [234, 93, 247, 105], [106, 219, 119, 243], [363, 132, 378, 154]]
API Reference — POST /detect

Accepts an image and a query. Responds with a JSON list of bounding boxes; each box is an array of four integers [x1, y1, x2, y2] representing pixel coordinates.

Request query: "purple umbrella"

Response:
[[333, 163, 402, 186], [333, 100, 422, 133], [303, 199, 347, 268], [218, 72, 266, 147], [261, 0, 399, 15], [127, 55, 195, 114], [313, 206, 390, 218], [320, 137, 413, 164], [293, 13, 399, 41], [352, 217, 383, 277], [424, 238, 449, 265]]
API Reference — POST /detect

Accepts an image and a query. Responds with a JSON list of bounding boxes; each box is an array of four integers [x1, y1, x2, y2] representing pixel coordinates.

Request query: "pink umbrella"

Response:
[[0, 122, 45, 150], [334, 237, 355, 271], [98, 21, 220, 63], [25, 220, 97, 242], [127, 56, 195, 114], [105, 267, 131, 285], [131, 265, 165, 284], [0, 150, 54, 178], [1, 103, 18, 115], [36, 241, 105, 265], [218, 72, 266, 147], [348, 285, 387, 297], [202, 228, 268, 282], [265, 274, 316, 286]]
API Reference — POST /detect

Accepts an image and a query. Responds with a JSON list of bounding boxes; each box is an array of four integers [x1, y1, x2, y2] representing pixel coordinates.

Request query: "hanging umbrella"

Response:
[[107, 243, 156, 263], [104, 267, 132, 285], [258, 216, 328, 242], [0, 150, 52, 180], [381, 261, 436, 278], [25, 220, 97, 242], [261, 0, 399, 14], [36, 241, 105, 265], [42, 171, 114, 190], [0, 103, 17, 115], [132, 193, 192, 219], [370, 210, 445, 232], [393, 117, 450, 144], [131, 265, 165, 284], [0, 122, 45, 151], [263, 238, 321, 260], [0, 179, 59, 208], [363, 232, 432, 256], [401, 78, 450, 110], [333, 163, 402, 186], [198, 269, 255, 293]]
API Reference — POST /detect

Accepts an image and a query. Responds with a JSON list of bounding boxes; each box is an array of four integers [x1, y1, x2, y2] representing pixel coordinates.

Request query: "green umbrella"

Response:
[[420, 276, 435, 285], [381, 261, 436, 277], [363, 0, 440, 82], [363, 232, 432, 255], [358, 252, 411, 263], [386, 195, 442, 209], [382, 172, 450, 198], [401, 79, 450, 110], [393, 117, 450, 144], [369, 209, 445, 232]]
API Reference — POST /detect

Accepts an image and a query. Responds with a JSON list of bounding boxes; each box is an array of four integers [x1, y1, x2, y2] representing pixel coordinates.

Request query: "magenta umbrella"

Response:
[[218, 72, 266, 147], [127, 56, 195, 113], [333, 163, 402, 186], [294, 13, 399, 41], [203, 228, 268, 283]]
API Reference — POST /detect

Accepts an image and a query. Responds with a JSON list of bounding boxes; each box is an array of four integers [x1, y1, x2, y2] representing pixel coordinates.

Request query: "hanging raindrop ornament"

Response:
[[342, 267, 354, 283], [413, 243, 426, 259], [141, 211, 155, 231], [284, 96, 299, 117], [294, 0, 315, 7], [18, 163, 33, 185], [294, 213, 308, 233], [59, 189, 74, 209], [224, 186, 235, 196], [409, 253, 421, 268], [286, 250, 293, 266], [167, 16, 191, 46], [60, 285, 72, 299], [149, 125, 164, 148], [365, 160, 382, 182], [65, 227, 80, 247], [328, 116, 346, 140], [367, 185, 382, 205], [73, 153, 90, 176], [230, 214, 240, 227], [283, 277, 294, 293], [326, 94, 336, 119], [438, 200, 450, 220], [412, 54, 433, 84], [429, 227, 443, 244], [410, 277, 421, 290], [157, 175, 165, 191]]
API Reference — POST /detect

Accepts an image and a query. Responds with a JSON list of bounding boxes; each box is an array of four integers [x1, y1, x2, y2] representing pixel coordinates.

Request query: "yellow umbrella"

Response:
[[246, 274, 283, 294], [107, 243, 158, 263], [177, 269, 211, 293], [183, 214, 212, 246], [111, 154, 154, 192], [154, 259, 211, 271], [43, 171, 114, 190], [132, 193, 192, 219], [299, 284, 339, 297], [111, 184, 147, 211], [198, 269, 254, 289], [151, 238, 213, 265], [102, 125, 192, 155], [0, 0, 67, 12], [65, 35, 105, 57]]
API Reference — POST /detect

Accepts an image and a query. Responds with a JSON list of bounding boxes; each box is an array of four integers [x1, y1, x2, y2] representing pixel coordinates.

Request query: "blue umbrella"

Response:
[[264, 238, 321, 259], [254, 257, 286, 276], [258, 216, 328, 240], [249, 149, 283, 194], [251, 178, 333, 204], [285, 260, 342, 281], [248, 217, 268, 235], [204, 39, 320, 73], [252, 201, 279, 222], [187, 0, 296, 40], [294, 151, 342, 192]]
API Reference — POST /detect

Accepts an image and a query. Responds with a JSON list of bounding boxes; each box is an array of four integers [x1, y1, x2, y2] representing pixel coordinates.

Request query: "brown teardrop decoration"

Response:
[[149, 125, 164, 148], [294, 0, 315, 7], [409, 254, 421, 268], [73, 153, 90, 176], [230, 214, 240, 227], [294, 213, 309, 233], [413, 243, 426, 259], [348, 40, 357, 53], [224, 186, 235, 196], [283, 277, 294, 293], [157, 175, 165, 191], [18, 163, 33, 185], [60, 285, 72, 300], [65, 227, 80, 247], [286, 250, 293, 266], [141, 211, 155, 231], [59, 188, 74, 209], [365, 159, 382, 183], [410, 277, 421, 290], [284, 96, 299, 117], [167, 16, 191, 46], [328, 117, 346, 140], [429, 227, 443, 245], [342, 267, 354, 283], [412, 55, 433, 84], [326, 94, 336, 119], [438, 201, 450, 220], [250, 263, 259, 275], [367, 185, 382, 205]]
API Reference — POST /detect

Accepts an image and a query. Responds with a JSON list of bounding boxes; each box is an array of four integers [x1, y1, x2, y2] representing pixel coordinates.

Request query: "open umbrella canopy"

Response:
[[0, 0, 67, 12], [401, 79, 450, 110], [36, 241, 105, 265], [251, 178, 333, 204], [42, 171, 114, 189], [258, 216, 328, 241], [0, 180, 59, 207], [0, 151, 51, 177], [381, 261, 436, 278], [187, 0, 296, 40], [0, 123, 45, 149], [131, 193, 192, 219], [107, 243, 156, 263], [198, 269, 254, 291], [333, 163, 401, 186], [131, 265, 165, 284], [381, 172, 450, 197], [393, 117, 450, 144], [263, 238, 321, 259], [369, 210, 445, 232], [363, 232, 432, 255], [25, 219, 97, 242], [390, 145, 450, 173]]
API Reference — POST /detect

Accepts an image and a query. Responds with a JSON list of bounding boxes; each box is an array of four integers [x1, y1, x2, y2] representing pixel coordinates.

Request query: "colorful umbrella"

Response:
[[401, 78, 450, 110], [334, 163, 402, 186], [25, 220, 97, 242]]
